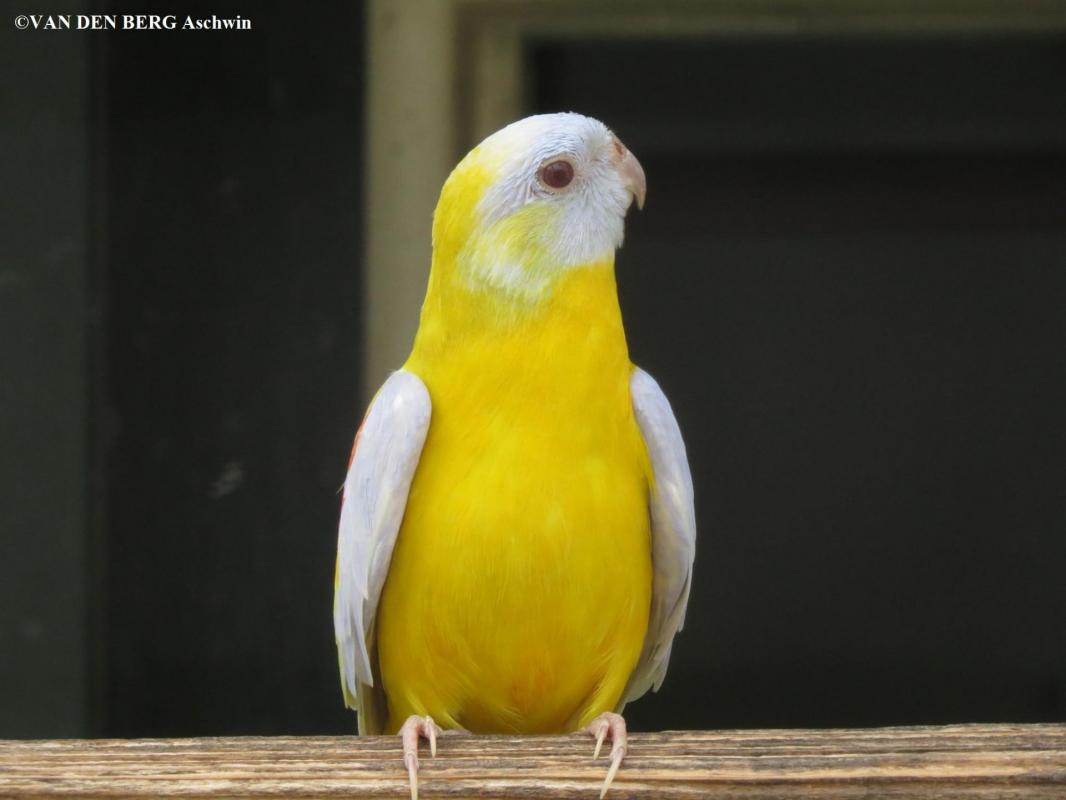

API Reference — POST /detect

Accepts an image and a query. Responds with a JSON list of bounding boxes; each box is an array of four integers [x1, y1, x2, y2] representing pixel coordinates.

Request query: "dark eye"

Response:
[[539, 160, 574, 189]]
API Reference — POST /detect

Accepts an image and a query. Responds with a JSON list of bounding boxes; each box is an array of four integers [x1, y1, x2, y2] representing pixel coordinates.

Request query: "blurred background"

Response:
[[3, 0, 1066, 738]]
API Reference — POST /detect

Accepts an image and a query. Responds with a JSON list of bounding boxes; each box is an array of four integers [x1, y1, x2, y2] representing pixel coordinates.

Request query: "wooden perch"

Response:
[[2, 723, 1064, 798]]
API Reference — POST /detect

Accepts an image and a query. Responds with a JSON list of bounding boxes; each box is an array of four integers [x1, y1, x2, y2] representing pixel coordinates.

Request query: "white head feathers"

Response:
[[451, 112, 644, 301]]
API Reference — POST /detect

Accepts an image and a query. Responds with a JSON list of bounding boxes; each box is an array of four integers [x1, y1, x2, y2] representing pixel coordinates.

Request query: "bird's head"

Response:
[[430, 112, 646, 303]]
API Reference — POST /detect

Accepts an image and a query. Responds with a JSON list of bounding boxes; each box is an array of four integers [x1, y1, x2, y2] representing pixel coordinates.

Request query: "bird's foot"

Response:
[[583, 712, 627, 798], [399, 714, 443, 800]]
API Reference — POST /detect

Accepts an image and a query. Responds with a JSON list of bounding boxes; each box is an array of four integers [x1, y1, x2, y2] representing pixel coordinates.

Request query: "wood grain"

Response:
[[2, 724, 1065, 798]]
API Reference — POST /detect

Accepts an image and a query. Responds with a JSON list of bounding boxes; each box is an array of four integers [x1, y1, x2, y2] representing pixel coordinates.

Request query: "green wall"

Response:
[[0, 2, 91, 737]]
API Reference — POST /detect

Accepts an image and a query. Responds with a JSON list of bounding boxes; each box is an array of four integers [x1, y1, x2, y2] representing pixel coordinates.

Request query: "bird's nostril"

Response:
[[612, 138, 626, 159]]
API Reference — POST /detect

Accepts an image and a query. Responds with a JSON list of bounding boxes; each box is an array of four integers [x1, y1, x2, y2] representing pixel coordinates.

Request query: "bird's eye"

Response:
[[539, 160, 574, 190]]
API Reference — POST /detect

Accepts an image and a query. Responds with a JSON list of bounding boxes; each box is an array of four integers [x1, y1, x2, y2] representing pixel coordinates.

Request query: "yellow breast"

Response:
[[375, 262, 653, 734]]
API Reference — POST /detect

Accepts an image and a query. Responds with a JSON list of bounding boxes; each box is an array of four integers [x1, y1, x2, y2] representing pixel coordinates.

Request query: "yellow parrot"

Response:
[[334, 112, 696, 798]]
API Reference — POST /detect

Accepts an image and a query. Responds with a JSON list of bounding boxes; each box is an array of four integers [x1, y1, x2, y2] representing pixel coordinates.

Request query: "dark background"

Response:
[[98, 1, 364, 735], [3, 2, 1065, 737]]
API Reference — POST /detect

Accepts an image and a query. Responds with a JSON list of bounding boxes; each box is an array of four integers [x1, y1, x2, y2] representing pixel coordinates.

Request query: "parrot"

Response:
[[334, 112, 696, 799]]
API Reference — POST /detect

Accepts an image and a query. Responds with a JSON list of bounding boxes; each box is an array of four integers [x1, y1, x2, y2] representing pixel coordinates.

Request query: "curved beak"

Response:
[[612, 135, 646, 210]]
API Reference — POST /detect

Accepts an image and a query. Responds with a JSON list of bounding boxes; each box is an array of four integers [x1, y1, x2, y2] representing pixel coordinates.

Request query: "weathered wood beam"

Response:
[[2, 723, 1065, 798]]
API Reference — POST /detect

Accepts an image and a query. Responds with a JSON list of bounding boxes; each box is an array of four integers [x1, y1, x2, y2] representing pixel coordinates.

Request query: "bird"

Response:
[[334, 112, 696, 799]]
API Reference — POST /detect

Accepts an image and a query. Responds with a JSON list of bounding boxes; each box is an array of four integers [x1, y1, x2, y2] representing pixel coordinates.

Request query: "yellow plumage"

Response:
[[376, 141, 654, 734]]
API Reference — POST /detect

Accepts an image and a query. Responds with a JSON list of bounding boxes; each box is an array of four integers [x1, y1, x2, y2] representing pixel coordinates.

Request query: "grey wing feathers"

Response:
[[624, 367, 697, 704], [333, 369, 431, 731]]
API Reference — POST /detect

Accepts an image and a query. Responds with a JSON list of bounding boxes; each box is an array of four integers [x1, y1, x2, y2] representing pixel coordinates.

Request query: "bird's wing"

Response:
[[334, 369, 431, 733], [623, 367, 697, 704]]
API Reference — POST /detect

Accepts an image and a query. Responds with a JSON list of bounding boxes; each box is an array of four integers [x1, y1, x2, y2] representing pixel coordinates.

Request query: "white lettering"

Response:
[[76, 15, 117, 30], [123, 15, 176, 30], [181, 15, 252, 31], [40, 15, 71, 29]]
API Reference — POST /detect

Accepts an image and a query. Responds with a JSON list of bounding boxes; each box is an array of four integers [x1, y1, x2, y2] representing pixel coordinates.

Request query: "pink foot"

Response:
[[584, 712, 627, 798], [399, 714, 442, 800]]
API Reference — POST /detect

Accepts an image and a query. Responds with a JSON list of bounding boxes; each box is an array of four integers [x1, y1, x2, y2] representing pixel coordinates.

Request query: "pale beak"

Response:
[[612, 135, 647, 210]]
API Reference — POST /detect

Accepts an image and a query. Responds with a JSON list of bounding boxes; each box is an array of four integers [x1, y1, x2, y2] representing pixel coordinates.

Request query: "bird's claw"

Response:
[[584, 712, 627, 798], [399, 714, 442, 800]]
